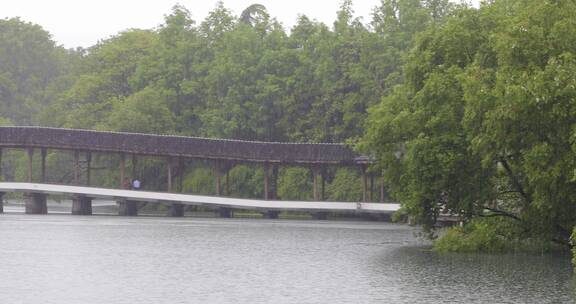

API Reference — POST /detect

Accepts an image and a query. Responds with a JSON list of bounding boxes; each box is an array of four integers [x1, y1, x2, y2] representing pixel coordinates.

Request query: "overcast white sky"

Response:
[[0, 0, 477, 49]]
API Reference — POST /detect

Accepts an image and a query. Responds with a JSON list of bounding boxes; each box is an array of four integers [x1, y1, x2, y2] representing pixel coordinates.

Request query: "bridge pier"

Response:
[[72, 195, 92, 215], [263, 210, 279, 219], [311, 212, 328, 220], [218, 207, 233, 218], [25, 193, 47, 214], [118, 200, 138, 216], [168, 203, 184, 217]]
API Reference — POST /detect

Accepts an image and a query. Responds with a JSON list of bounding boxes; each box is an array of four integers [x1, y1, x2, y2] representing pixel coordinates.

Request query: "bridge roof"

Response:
[[0, 127, 367, 165]]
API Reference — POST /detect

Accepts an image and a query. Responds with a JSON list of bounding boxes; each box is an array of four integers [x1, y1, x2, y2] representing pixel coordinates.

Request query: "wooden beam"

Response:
[[167, 157, 173, 192], [362, 165, 368, 202]]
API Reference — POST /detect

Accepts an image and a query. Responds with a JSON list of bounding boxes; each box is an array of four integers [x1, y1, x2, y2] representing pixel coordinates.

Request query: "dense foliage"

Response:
[[360, 0, 576, 250]]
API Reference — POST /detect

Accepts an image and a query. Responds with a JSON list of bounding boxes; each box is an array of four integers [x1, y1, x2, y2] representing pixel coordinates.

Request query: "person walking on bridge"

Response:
[[132, 178, 141, 190]]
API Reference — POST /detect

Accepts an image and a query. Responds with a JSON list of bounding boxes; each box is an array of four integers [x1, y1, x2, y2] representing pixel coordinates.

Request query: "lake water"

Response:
[[0, 213, 573, 303]]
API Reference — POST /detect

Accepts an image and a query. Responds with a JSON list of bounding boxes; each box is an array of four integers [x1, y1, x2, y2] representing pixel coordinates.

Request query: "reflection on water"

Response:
[[0, 214, 572, 304]]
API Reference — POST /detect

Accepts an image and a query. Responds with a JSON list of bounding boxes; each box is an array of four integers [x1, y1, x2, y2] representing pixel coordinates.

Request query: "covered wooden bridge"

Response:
[[0, 127, 388, 217]]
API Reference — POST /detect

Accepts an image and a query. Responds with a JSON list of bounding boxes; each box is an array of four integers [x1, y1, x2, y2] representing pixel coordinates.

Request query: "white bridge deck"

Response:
[[0, 182, 400, 214]]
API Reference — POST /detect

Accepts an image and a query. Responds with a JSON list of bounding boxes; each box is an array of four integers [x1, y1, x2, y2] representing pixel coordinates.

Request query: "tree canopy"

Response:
[[360, 0, 576, 249]]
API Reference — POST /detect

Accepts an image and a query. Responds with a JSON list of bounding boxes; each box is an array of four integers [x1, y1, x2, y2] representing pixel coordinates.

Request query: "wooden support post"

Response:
[[0, 192, 4, 213], [117, 153, 133, 215], [131, 154, 138, 181], [27, 148, 34, 182], [264, 162, 270, 200], [362, 166, 368, 202], [73, 150, 80, 185], [225, 168, 230, 196], [41, 148, 47, 183], [167, 157, 173, 192], [86, 152, 92, 186], [119, 153, 126, 189], [320, 168, 325, 201]]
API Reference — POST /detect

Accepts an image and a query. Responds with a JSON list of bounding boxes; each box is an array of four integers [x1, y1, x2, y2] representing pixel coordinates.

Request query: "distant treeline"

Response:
[[0, 0, 453, 141]]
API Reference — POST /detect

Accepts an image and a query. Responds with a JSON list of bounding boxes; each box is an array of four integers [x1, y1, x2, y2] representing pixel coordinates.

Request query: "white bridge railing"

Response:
[[0, 182, 400, 214]]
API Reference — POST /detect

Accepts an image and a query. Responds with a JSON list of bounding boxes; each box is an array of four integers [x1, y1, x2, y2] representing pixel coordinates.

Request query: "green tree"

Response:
[[0, 18, 71, 124], [361, 0, 576, 248], [53, 29, 159, 129], [460, 0, 576, 245], [100, 86, 176, 134]]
